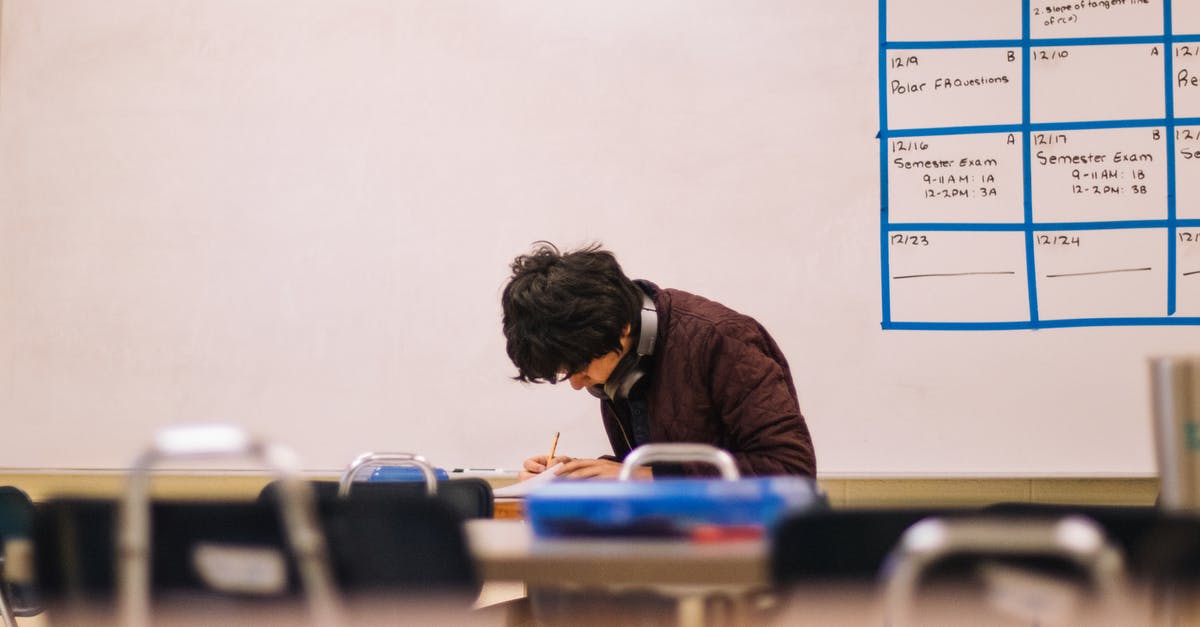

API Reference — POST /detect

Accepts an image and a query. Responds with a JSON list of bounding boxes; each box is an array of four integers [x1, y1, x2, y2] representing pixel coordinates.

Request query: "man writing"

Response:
[[501, 242, 816, 480]]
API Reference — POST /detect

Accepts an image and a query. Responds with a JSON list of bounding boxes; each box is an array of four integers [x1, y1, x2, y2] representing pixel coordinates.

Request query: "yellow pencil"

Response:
[[546, 431, 560, 469]]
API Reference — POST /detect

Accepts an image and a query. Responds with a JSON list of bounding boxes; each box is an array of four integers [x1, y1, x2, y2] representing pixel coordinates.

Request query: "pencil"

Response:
[[546, 431, 560, 469]]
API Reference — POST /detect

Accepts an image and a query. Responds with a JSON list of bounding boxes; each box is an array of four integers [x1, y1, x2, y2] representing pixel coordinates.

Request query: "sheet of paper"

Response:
[[491, 463, 563, 498]]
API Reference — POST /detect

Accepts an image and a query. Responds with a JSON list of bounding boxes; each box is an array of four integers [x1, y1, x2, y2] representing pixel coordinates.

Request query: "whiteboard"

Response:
[[0, 0, 1191, 476], [882, 0, 1200, 328]]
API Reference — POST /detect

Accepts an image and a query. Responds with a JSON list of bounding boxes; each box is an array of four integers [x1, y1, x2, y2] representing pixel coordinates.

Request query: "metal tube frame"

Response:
[[882, 515, 1126, 627], [336, 452, 439, 498], [617, 443, 741, 481], [116, 424, 344, 627], [0, 555, 16, 627]]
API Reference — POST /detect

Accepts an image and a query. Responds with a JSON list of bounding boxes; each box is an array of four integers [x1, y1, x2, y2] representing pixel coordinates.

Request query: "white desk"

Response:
[[465, 519, 768, 588]]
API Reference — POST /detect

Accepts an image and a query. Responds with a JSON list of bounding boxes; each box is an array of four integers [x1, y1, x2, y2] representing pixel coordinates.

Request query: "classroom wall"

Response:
[[0, 0, 1191, 477]]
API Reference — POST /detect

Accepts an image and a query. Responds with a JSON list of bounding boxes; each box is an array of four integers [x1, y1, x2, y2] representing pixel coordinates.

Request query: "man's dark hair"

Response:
[[501, 242, 643, 383]]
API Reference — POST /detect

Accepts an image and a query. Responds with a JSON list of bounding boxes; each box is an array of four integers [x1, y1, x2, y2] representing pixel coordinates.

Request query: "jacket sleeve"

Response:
[[701, 323, 816, 478]]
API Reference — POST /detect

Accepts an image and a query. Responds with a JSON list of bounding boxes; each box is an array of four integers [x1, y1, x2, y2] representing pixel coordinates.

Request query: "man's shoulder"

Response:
[[660, 288, 752, 327], [658, 288, 770, 353]]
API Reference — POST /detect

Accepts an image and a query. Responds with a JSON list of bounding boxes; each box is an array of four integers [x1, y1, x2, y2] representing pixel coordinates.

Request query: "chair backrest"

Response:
[[34, 496, 479, 606], [347, 479, 493, 519], [773, 507, 1150, 626], [0, 486, 40, 623], [771, 508, 970, 584], [337, 452, 441, 497], [259, 478, 494, 520], [981, 503, 1200, 585], [34, 425, 479, 626], [880, 515, 1126, 627], [335, 451, 494, 519], [115, 424, 340, 627]]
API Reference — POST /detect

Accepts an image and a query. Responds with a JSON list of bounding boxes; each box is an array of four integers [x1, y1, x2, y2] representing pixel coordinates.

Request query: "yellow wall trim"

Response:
[[0, 473, 1159, 507]]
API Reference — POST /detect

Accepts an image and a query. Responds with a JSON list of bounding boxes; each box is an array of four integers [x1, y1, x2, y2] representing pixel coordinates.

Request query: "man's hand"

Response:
[[519, 454, 575, 481], [557, 458, 652, 480]]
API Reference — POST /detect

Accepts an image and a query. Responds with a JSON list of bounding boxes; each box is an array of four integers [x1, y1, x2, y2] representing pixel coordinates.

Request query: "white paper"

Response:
[[491, 463, 564, 498]]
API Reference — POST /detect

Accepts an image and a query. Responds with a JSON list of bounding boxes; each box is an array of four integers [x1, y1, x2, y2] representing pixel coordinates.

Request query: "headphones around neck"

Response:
[[589, 293, 658, 400]]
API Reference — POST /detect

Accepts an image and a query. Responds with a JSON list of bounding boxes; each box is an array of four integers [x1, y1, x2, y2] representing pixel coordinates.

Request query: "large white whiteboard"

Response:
[[0, 0, 1190, 476]]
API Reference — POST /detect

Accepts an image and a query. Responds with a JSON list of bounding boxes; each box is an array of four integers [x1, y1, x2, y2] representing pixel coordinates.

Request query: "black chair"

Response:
[[879, 514, 1126, 627], [771, 508, 973, 585], [259, 478, 493, 521], [341, 452, 494, 520], [260, 451, 493, 520], [0, 486, 40, 626], [33, 425, 479, 625], [771, 506, 1165, 585], [34, 495, 478, 604], [981, 503, 1200, 586], [772, 508, 1133, 626]]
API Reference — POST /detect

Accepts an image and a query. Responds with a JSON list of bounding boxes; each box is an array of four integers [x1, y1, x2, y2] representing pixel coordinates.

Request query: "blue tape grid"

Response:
[[879, 1, 1191, 330]]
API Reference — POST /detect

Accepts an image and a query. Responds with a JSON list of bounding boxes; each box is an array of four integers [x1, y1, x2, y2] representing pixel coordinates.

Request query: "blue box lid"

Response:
[[367, 466, 450, 482], [525, 476, 825, 538]]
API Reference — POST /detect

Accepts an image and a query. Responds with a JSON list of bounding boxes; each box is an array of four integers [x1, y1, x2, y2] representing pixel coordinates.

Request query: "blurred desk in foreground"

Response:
[[492, 497, 523, 519], [28, 598, 501, 627], [465, 519, 767, 587]]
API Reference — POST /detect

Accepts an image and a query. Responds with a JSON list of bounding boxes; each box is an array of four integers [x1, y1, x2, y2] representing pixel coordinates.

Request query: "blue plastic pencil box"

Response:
[[525, 476, 826, 538], [367, 466, 450, 482]]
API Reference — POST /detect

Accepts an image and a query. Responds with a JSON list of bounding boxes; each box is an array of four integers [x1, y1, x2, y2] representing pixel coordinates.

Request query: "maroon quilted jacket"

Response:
[[599, 282, 816, 478]]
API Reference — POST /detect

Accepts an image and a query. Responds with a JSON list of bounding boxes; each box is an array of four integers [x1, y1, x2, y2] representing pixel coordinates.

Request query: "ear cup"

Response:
[[602, 294, 658, 400]]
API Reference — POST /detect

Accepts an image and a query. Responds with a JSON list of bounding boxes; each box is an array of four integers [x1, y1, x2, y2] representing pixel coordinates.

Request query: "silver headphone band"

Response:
[[600, 293, 658, 400], [635, 294, 657, 357]]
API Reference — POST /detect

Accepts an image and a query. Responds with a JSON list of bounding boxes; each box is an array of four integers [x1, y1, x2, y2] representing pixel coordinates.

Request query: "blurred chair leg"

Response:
[[468, 594, 534, 627], [0, 584, 17, 627], [677, 595, 704, 627], [503, 595, 535, 627]]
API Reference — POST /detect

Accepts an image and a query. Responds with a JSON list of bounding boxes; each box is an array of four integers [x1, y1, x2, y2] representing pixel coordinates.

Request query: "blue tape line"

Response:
[[885, 318, 1200, 331], [1023, 0, 1039, 325], [885, 125, 1022, 138], [887, 35, 1170, 50], [886, 39, 1024, 50], [887, 220, 1172, 232], [1028, 35, 1167, 47], [1028, 118, 1173, 131], [1166, 0, 1178, 315], [885, 118, 1174, 139], [879, 0, 891, 326], [883, 320, 1040, 331], [887, 223, 1025, 232]]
